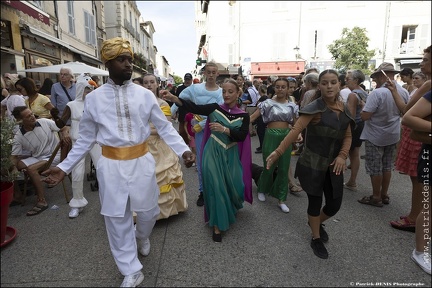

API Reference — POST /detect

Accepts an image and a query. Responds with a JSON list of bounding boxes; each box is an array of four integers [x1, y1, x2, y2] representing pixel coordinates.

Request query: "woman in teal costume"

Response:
[[161, 78, 252, 242]]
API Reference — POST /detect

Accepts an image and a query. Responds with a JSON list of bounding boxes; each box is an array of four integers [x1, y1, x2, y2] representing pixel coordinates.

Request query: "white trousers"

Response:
[[104, 199, 159, 276], [69, 143, 101, 208]]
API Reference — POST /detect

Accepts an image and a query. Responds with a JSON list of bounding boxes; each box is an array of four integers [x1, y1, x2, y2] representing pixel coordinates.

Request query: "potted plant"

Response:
[[1, 115, 18, 245]]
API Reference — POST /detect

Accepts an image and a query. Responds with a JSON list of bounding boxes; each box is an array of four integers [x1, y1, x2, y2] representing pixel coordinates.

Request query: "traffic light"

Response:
[[196, 58, 207, 66]]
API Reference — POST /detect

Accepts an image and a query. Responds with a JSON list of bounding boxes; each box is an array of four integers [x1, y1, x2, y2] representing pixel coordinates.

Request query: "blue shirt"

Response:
[[171, 83, 223, 131], [51, 82, 76, 125]]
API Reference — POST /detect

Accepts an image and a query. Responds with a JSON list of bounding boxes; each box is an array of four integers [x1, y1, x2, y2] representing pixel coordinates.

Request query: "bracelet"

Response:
[[223, 127, 227, 134]]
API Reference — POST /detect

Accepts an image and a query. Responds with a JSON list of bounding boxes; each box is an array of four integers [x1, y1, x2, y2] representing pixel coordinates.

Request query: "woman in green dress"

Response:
[[161, 78, 252, 242]]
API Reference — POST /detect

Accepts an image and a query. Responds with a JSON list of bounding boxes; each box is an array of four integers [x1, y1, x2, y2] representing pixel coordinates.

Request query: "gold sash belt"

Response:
[[102, 142, 148, 160]]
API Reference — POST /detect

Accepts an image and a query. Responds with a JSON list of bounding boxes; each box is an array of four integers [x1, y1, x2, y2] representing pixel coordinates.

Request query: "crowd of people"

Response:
[[1, 38, 430, 286]]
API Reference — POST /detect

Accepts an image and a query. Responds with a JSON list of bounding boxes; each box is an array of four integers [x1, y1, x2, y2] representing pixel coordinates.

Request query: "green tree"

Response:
[[172, 74, 183, 85], [327, 27, 375, 75]]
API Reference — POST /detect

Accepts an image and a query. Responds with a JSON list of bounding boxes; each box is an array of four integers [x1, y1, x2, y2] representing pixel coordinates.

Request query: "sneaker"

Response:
[[278, 203, 290, 213], [411, 249, 431, 275], [120, 271, 144, 287], [319, 224, 329, 243], [257, 193, 266, 202], [310, 238, 328, 259], [308, 222, 329, 243], [137, 238, 151, 256], [196, 193, 204, 206], [69, 207, 83, 218]]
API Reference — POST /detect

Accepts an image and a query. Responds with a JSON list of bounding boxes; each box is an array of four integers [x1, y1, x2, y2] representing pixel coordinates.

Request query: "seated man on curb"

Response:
[[10, 106, 70, 216]]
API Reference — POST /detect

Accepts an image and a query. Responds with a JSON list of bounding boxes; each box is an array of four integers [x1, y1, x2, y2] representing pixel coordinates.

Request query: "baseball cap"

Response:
[[184, 73, 193, 80]]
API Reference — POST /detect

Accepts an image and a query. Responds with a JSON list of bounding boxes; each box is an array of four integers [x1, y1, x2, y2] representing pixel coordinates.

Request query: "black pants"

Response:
[[255, 116, 266, 149]]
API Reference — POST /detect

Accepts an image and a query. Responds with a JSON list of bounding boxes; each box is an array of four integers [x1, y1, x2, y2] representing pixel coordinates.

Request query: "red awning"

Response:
[[3, 0, 50, 26], [250, 61, 305, 76]]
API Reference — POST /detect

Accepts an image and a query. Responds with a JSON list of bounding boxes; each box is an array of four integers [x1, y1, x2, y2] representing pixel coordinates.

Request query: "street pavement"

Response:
[[1, 121, 431, 287]]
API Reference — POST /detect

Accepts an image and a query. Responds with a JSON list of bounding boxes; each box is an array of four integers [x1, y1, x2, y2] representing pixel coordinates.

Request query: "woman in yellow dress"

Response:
[[142, 74, 188, 220]]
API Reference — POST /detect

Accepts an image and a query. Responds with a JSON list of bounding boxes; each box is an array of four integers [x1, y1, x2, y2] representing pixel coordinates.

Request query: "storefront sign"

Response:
[[3, 0, 50, 26]]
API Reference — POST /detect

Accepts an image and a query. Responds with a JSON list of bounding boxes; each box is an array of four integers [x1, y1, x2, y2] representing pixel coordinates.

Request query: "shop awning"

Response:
[[4, 1, 50, 26], [398, 59, 421, 65]]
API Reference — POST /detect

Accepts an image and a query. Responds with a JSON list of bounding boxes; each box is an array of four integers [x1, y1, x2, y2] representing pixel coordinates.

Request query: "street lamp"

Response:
[[293, 46, 300, 59], [293, 46, 300, 70]]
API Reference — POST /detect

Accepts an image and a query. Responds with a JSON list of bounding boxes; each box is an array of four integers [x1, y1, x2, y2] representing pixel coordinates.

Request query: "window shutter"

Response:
[[84, 12, 90, 43], [418, 24, 429, 53], [90, 15, 96, 46], [68, 1, 75, 35], [391, 25, 402, 55]]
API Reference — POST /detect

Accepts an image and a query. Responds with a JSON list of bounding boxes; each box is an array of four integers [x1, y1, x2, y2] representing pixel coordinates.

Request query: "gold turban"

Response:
[[101, 37, 134, 63]]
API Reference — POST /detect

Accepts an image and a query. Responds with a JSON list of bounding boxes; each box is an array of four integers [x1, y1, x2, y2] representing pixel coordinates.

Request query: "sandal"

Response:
[[390, 217, 415, 232], [358, 195, 383, 207], [26, 202, 48, 216], [382, 195, 390, 204], [343, 183, 358, 192], [289, 184, 303, 193]]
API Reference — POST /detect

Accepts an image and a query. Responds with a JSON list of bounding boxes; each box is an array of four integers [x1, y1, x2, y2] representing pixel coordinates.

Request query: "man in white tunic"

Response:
[[11, 106, 70, 215], [42, 38, 195, 287]]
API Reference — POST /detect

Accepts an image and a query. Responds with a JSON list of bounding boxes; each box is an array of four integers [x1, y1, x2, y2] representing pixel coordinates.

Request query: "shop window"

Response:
[[29, 54, 54, 66], [0, 20, 13, 49]]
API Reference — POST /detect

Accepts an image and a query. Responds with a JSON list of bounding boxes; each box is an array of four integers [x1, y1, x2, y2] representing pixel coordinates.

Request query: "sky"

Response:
[[136, 1, 197, 78]]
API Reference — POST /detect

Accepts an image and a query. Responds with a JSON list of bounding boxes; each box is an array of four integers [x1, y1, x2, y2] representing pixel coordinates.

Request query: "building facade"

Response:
[[1, 0, 166, 82], [1, 0, 105, 83], [195, 1, 431, 80]]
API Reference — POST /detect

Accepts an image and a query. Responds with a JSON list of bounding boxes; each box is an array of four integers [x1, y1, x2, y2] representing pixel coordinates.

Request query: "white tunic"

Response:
[[58, 79, 190, 217], [12, 118, 60, 160]]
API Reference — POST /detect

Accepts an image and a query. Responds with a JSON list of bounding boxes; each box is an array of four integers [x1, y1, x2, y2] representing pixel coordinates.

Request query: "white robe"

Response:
[[57, 79, 190, 217]]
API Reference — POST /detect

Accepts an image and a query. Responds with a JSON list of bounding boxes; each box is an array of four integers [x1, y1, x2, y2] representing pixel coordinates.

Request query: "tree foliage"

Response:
[[327, 27, 375, 75], [172, 74, 183, 85]]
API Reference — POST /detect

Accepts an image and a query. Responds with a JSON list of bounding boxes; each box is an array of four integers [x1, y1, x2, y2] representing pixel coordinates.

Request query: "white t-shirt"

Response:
[[340, 87, 351, 103]]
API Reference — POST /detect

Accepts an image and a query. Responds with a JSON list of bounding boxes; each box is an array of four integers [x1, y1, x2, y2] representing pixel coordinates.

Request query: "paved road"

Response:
[[1, 121, 430, 287]]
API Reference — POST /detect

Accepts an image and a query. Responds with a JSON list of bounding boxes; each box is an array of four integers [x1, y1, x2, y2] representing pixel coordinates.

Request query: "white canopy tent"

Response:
[[19, 61, 109, 76]]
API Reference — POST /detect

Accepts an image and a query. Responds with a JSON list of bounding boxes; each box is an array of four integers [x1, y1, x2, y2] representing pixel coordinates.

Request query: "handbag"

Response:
[[408, 115, 431, 144]]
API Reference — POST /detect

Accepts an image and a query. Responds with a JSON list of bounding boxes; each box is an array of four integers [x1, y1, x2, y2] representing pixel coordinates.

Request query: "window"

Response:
[[31, 1, 42, 8], [273, 2, 287, 10], [84, 11, 96, 46], [67, 1, 75, 35], [400, 25, 418, 54], [228, 6, 233, 26], [228, 44, 233, 65], [273, 32, 287, 60]]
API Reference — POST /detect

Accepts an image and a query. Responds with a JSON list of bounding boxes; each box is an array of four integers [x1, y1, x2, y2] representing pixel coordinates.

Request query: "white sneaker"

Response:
[[278, 203, 290, 213], [257, 193, 266, 202], [137, 238, 151, 256], [411, 249, 431, 275], [120, 271, 144, 287], [69, 207, 83, 218]]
